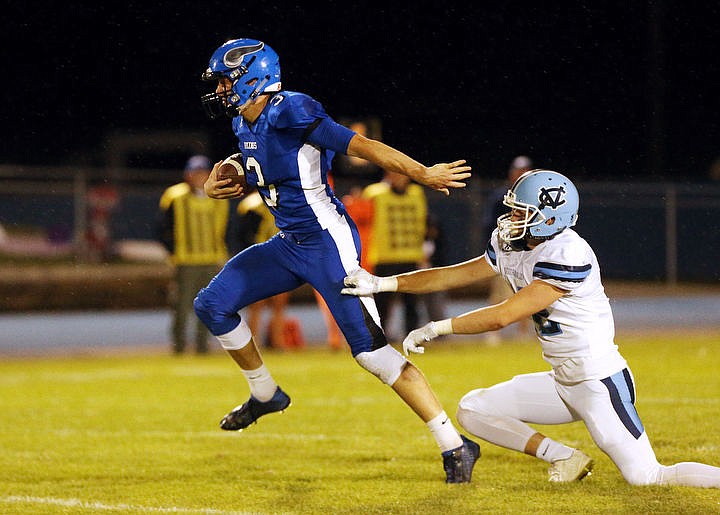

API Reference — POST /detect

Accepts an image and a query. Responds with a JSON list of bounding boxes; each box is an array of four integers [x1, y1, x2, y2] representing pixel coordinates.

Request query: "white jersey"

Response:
[[485, 228, 627, 383]]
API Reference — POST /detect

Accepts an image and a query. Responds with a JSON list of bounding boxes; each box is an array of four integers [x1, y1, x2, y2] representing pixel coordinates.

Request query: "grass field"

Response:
[[1, 332, 719, 514]]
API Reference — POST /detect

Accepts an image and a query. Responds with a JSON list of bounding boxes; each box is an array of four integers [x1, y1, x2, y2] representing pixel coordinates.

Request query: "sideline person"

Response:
[[157, 155, 228, 354], [362, 170, 427, 340]]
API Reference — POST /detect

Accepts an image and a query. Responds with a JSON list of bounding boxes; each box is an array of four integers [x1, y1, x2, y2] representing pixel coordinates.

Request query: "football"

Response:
[[217, 153, 247, 189]]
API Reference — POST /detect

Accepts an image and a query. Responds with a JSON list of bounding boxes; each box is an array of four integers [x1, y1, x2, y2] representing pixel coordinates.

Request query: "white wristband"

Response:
[[432, 318, 454, 336], [378, 276, 398, 292]]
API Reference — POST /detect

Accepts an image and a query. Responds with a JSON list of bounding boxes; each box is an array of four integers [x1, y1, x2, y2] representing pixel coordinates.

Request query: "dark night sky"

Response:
[[3, 2, 718, 180]]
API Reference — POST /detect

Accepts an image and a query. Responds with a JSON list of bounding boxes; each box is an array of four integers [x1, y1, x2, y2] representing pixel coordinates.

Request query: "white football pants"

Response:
[[456, 370, 720, 487]]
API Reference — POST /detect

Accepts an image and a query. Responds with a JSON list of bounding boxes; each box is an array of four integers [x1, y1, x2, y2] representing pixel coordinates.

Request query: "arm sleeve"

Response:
[[532, 262, 591, 291], [532, 243, 591, 291], [306, 117, 355, 154]]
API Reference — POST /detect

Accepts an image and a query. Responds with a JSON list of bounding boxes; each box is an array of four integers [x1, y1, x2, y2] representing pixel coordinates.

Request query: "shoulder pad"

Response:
[[267, 91, 327, 129]]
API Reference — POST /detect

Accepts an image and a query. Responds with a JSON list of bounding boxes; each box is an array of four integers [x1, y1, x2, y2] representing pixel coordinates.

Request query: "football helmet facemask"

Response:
[[497, 169, 579, 247], [200, 38, 282, 119]]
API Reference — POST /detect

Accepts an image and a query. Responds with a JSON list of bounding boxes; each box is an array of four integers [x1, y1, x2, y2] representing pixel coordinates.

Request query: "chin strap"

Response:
[[505, 231, 562, 251], [233, 76, 270, 114]]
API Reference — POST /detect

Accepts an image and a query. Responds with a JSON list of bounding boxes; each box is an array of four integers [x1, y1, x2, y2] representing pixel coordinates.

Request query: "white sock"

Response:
[[536, 437, 574, 463], [241, 365, 277, 402], [427, 411, 464, 453]]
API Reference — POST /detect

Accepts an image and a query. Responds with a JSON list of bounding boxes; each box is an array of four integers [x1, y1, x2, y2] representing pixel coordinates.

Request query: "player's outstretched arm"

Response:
[[204, 161, 245, 199], [346, 133, 471, 195], [402, 279, 566, 355], [451, 280, 565, 335], [342, 256, 494, 297]]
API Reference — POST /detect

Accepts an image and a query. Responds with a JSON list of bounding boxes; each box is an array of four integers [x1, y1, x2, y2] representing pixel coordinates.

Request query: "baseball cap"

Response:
[[510, 155, 533, 170], [185, 155, 212, 172]]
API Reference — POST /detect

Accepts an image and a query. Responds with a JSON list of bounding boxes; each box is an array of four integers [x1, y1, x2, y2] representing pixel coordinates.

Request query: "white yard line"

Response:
[[0, 495, 253, 514]]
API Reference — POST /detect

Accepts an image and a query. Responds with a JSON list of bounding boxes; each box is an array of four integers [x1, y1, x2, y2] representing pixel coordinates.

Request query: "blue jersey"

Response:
[[195, 90, 388, 356], [231, 91, 354, 233]]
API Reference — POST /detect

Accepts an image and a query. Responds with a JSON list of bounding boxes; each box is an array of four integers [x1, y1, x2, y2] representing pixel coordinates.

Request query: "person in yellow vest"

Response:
[[158, 155, 229, 354], [234, 190, 294, 350], [362, 170, 427, 339]]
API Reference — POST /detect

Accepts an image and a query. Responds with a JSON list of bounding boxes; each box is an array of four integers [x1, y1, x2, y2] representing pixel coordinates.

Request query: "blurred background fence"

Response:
[[1, 165, 719, 285]]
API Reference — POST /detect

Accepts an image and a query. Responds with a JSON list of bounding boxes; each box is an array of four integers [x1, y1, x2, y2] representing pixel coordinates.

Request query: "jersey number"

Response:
[[532, 309, 562, 336], [246, 156, 278, 207]]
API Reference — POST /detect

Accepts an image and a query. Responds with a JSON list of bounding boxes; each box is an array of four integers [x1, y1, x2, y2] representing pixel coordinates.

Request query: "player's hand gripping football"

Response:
[[341, 268, 398, 296], [423, 160, 472, 196], [204, 160, 245, 199], [402, 322, 441, 355]]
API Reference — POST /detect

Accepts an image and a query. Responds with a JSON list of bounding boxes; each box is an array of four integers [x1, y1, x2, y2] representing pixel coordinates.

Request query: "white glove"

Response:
[[402, 320, 453, 356], [341, 268, 398, 296]]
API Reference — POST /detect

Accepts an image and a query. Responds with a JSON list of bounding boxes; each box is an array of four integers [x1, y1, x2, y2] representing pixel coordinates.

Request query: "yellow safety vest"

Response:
[[363, 182, 427, 265], [159, 183, 228, 265]]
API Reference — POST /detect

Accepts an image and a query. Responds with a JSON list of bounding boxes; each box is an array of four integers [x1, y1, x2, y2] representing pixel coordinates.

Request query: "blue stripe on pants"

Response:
[[600, 369, 645, 439]]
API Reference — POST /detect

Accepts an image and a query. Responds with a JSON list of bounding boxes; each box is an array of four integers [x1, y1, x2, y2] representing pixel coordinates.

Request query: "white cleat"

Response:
[[548, 450, 594, 482]]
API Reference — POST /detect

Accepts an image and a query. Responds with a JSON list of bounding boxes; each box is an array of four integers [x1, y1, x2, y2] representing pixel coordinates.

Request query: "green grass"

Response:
[[1, 332, 719, 514]]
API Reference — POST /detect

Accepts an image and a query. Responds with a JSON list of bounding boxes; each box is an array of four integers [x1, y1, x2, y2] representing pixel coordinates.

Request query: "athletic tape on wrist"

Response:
[[432, 318, 454, 336], [379, 276, 398, 292]]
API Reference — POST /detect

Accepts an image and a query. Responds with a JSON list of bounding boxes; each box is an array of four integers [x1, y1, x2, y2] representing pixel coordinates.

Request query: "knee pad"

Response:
[[605, 439, 661, 486], [619, 464, 659, 486], [455, 406, 474, 432], [457, 390, 537, 451], [458, 388, 497, 417], [194, 287, 239, 336], [457, 389, 495, 434], [355, 345, 407, 386], [215, 319, 253, 350]]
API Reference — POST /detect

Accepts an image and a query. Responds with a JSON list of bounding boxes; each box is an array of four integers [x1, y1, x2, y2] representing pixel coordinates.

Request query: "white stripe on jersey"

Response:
[[296, 143, 381, 326], [297, 143, 343, 229], [297, 143, 323, 189], [326, 216, 360, 274], [326, 216, 383, 327]]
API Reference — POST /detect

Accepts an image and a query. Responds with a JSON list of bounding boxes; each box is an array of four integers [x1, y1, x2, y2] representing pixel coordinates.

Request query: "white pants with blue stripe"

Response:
[[457, 368, 720, 486]]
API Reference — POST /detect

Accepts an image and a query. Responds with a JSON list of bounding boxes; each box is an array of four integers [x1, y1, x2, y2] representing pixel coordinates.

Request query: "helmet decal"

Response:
[[223, 41, 264, 68], [538, 186, 566, 210]]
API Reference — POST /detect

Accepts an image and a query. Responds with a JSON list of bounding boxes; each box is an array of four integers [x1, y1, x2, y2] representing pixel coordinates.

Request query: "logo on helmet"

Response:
[[223, 42, 264, 68], [538, 186, 566, 210]]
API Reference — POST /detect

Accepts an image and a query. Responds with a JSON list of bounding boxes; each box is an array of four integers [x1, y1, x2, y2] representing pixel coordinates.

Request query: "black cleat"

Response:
[[442, 435, 481, 483], [220, 387, 291, 431]]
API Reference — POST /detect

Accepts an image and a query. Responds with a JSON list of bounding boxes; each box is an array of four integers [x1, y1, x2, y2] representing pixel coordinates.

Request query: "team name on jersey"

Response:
[[244, 141, 258, 150]]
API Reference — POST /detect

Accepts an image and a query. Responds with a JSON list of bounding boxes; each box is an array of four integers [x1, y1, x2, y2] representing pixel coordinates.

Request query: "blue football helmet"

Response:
[[497, 169, 579, 246], [200, 38, 282, 119]]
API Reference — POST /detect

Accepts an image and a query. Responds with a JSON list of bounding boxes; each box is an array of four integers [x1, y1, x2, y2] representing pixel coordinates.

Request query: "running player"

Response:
[[193, 38, 479, 483]]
